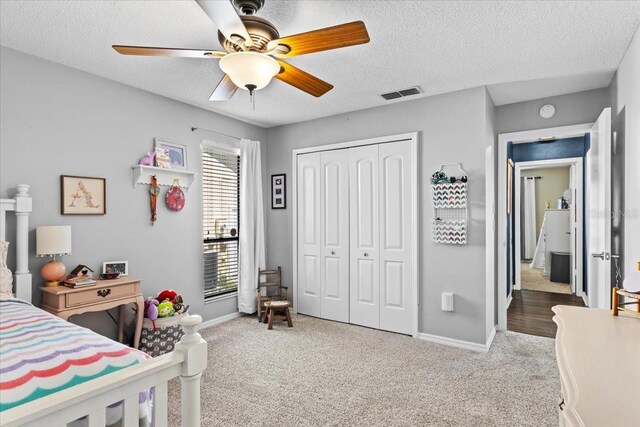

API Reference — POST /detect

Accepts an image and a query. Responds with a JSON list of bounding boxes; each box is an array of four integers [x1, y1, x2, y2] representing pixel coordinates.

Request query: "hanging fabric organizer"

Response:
[[431, 163, 468, 245]]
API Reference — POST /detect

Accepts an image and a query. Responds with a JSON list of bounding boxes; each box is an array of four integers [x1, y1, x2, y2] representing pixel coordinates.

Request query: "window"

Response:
[[202, 146, 240, 299]]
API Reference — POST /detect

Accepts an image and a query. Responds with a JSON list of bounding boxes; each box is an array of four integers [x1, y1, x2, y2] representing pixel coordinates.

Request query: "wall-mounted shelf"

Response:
[[131, 165, 196, 190]]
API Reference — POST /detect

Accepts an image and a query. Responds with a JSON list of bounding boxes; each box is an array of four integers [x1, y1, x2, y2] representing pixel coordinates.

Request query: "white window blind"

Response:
[[202, 146, 240, 298]]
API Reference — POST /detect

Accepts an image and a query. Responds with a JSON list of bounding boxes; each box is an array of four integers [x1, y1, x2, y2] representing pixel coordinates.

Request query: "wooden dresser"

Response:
[[41, 276, 144, 349], [552, 305, 640, 426]]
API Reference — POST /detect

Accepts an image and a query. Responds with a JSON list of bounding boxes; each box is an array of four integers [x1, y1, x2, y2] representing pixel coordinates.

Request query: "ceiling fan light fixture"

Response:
[[219, 52, 280, 92]]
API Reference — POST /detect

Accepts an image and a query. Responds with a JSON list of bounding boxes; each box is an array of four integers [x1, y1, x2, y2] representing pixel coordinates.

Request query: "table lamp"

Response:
[[36, 226, 71, 287]]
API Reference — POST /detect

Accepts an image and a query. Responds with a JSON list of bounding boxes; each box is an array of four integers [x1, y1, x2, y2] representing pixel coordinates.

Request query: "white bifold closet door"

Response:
[[297, 151, 350, 322], [348, 145, 380, 329], [297, 140, 413, 335], [378, 141, 413, 334], [320, 150, 350, 322], [297, 153, 321, 317]]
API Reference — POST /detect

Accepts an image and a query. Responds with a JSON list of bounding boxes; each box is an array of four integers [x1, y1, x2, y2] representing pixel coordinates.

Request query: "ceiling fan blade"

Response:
[[195, 0, 253, 47], [209, 74, 239, 101], [268, 21, 370, 58], [275, 60, 333, 97], [113, 45, 226, 58]]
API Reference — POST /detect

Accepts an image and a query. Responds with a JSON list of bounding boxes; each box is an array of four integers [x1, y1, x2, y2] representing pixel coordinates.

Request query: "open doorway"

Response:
[[496, 109, 613, 338], [519, 165, 572, 294]]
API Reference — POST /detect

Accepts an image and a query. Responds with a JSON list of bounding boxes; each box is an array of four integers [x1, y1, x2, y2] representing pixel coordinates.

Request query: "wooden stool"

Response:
[[612, 287, 640, 317], [264, 300, 293, 330]]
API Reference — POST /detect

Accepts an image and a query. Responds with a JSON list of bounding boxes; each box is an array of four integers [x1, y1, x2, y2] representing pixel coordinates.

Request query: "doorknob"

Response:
[[364, 252, 369, 257], [330, 250, 335, 255], [592, 252, 610, 260]]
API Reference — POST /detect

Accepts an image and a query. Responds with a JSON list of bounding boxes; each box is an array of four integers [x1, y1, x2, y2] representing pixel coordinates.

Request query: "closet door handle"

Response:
[[363, 252, 369, 257], [330, 250, 335, 255]]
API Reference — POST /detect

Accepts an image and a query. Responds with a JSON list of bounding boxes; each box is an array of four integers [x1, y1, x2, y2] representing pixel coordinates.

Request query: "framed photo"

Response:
[[271, 174, 286, 209], [154, 138, 188, 170], [60, 175, 106, 215], [103, 261, 128, 276]]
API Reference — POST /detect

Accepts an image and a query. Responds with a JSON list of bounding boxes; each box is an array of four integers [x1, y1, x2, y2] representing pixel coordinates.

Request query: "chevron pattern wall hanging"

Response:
[[432, 180, 468, 245]]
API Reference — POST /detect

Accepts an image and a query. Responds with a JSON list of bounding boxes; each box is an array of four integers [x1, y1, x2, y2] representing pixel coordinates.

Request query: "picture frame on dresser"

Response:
[[103, 260, 128, 276], [60, 175, 106, 215]]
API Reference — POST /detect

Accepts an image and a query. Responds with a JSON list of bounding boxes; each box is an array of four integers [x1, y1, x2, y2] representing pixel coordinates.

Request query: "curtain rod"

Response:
[[191, 127, 242, 141]]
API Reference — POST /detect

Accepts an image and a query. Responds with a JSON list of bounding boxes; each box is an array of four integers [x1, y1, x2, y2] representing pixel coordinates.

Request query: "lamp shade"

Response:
[[219, 52, 280, 91], [36, 226, 71, 256]]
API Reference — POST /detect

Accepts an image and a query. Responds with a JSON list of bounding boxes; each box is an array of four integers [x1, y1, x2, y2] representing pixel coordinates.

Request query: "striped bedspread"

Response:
[[0, 298, 150, 417]]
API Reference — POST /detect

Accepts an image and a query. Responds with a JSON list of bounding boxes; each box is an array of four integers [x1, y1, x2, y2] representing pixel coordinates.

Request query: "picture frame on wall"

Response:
[[60, 175, 106, 215], [154, 138, 188, 170], [103, 261, 128, 276], [271, 174, 286, 209]]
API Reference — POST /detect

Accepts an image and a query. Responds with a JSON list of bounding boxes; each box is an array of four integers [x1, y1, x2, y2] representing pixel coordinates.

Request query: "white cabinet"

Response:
[[296, 140, 414, 335], [553, 306, 640, 426]]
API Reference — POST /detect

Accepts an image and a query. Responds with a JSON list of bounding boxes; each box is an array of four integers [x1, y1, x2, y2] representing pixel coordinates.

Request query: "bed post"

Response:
[[175, 314, 207, 427], [14, 184, 32, 302]]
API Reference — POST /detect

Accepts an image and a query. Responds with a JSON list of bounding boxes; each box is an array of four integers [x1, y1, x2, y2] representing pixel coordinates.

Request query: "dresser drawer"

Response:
[[66, 283, 136, 307]]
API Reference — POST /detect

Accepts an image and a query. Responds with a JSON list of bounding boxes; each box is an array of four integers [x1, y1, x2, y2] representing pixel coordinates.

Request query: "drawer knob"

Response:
[[97, 289, 111, 298]]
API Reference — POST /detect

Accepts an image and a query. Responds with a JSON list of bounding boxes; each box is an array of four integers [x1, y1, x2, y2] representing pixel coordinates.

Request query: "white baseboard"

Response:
[[199, 311, 243, 330], [581, 294, 589, 307], [506, 295, 513, 309], [417, 327, 496, 353]]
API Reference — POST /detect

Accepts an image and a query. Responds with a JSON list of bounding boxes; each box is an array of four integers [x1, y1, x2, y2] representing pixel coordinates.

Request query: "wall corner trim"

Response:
[[417, 328, 496, 353], [198, 311, 243, 330]]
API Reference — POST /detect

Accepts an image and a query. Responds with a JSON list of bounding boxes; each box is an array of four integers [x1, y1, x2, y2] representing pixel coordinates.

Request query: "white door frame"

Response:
[[497, 123, 592, 330], [513, 158, 584, 298], [291, 132, 420, 337]]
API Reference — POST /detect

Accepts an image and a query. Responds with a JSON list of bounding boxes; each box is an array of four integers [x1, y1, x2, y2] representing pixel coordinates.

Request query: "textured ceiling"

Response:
[[1, 1, 639, 127]]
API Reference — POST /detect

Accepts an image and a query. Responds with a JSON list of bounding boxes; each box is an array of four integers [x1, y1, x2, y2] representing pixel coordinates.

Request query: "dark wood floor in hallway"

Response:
[[508, 289, 586, 338]]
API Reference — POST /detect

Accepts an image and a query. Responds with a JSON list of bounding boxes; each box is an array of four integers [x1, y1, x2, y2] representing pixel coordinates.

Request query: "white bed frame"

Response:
[[1, 185, 207, 427]]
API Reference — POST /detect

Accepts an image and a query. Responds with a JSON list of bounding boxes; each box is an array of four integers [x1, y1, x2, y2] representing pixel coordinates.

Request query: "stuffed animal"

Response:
[[138, 151, 156, 166], [157, 300, 175, 318], [157, 289, 178, 303], [173, 295, 189, 314], [145, 298, 159, 331]]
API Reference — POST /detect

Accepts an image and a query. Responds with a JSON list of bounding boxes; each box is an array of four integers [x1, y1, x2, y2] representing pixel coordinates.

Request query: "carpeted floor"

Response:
[[168, 314, 559, 426], [169, 315, 560, 427], [521, 261, 571, 294]]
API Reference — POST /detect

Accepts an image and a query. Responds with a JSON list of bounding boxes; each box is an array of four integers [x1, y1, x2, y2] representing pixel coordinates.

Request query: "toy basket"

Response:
[[139, 312, 188, 357]]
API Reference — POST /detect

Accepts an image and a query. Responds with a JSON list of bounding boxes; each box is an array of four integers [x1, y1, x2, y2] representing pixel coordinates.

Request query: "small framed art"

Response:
[[60, 175, 106, 215], [103, 261, 128, 276], [154, 138, 188, 170], [271, 174, 286, 209]]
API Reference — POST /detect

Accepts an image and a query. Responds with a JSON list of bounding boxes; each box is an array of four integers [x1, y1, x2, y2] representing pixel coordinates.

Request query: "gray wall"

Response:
[[610, 26, 640, 282], [265, 87, 494, 344], [495, 88, 610, 134], [0, 47, 267, 339]]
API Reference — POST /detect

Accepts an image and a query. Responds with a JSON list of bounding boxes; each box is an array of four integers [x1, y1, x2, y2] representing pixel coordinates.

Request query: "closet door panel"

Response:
[[320, 150, 349, 322], [297, 153, 321, 317], [379, 141, 413, 335], [349, 145, 380, 329]]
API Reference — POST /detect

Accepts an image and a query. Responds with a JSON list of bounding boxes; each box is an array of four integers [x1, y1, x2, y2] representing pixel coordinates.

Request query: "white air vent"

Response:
[[381, 86, 423, 101]]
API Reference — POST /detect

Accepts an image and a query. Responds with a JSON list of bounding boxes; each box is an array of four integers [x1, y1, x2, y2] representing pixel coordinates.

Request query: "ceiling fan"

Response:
[[113, 0, 370, 101]]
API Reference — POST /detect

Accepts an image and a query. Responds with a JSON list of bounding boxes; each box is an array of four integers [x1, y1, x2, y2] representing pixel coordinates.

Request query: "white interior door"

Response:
[[320, 150, 350, 322], [349, 145, 380, 329], [587, 107, 612, 309], [297, 153, 321, 317], [379, 141, 413, 334]]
